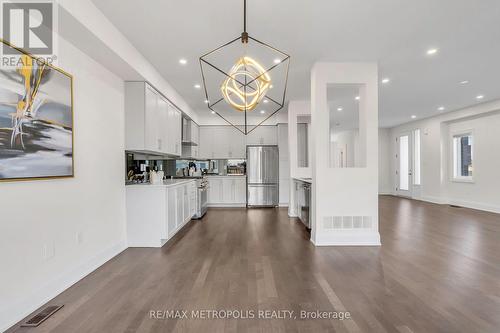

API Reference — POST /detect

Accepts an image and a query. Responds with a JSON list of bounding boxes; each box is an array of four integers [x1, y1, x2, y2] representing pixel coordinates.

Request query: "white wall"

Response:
[[378, 128, 392, 194], [0, 38, 127, 330], [310, 63, 380, 246], [388, 100, 500, 213], [277, 124, 290, 206]]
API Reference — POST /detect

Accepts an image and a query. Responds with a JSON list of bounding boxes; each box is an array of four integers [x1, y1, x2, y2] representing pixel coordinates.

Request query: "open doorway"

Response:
[[396, 129, 421, 198]]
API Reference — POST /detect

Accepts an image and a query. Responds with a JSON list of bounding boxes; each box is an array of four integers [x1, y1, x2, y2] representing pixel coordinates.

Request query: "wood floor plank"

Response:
[[7, 196, 500, 333]]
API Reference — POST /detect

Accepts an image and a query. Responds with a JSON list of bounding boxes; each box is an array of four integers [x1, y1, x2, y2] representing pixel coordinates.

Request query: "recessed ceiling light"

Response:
[[211, 111, 215, 114], [270, 84, 274, 89], [204, 99, 209, 104], [381, 78, 390, 84], [476, 95, 484, 100], [263, 99, 269, 104], [411, 115, 417, 119], [355, 96, 360, 101], [337, 107, 343, 112], [460, 80, 469, 85], [260, 110, 265, 114], [426, 48, 438, 55], [194, 84, 201, 89], [437, 106, 445, 111], [273, 58, 281, 64], [179, 58, 187, 65]]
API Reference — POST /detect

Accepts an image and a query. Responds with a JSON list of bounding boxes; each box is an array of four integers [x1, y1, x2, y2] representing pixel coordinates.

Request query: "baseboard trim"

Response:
[[419, 196, 500, 214], [1, 240, 127, 332], [312, 231, 381, 247]]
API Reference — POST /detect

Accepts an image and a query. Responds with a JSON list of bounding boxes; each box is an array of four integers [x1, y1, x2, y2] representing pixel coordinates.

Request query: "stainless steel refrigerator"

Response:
[[246, 145, 279, 207]]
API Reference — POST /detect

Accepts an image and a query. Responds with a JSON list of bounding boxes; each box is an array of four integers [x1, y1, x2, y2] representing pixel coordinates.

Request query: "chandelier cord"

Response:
[[241, 0, 249, 43]]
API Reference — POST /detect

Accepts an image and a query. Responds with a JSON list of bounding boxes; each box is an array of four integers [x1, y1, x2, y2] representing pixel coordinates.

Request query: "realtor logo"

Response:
[[1, 0, 54, 55]]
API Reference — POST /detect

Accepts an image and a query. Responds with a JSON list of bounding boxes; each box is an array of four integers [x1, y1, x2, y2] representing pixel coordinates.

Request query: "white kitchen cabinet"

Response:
[[198, 126, 214, 159], [246, 126, 277, 145], [222, 178, 234, 203], [175, 186, 184, 228], [182, 118, 199, 145], [207, 176, 223, 203], [228, 126, 246, 158], [181, 145, 199, 159], [234, 177, 247, 203], [169, 104, 182, 156], [189, 182, 197, 217], [167, 187, 177, 237], [207, 176, 246, 206], [125, 81, 181, 157], [199, 126, 247, 159], [127, 180, 196, 247]]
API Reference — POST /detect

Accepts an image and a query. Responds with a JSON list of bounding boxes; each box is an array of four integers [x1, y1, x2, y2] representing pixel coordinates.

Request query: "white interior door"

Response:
[[396, 133, 413, 197]]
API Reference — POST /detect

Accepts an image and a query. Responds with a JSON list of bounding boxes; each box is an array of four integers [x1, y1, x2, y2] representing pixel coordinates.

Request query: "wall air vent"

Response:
[[323, 216, 372, 230], [21, 305, 64, 327]]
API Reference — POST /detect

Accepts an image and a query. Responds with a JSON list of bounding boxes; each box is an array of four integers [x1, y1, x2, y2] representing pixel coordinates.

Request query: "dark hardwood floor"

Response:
[[8, 196, 500, 333]]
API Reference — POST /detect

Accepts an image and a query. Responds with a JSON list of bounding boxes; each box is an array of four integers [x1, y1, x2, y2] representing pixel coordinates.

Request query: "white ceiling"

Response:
[[92, 0, 500, 127]]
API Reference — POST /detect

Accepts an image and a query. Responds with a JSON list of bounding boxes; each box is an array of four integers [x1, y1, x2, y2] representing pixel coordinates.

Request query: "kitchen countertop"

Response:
[[126, 179, 197, 188]]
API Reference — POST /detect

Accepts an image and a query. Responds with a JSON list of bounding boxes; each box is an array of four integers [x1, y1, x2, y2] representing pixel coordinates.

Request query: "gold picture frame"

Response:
[[0, 38, 74, 182]]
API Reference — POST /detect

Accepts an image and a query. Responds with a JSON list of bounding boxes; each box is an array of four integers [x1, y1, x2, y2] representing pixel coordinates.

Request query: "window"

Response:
[[453, 133, 473, 181], [413, 129, 421, 185]]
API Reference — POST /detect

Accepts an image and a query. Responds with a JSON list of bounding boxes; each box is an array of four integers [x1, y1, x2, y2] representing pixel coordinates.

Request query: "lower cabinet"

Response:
[[207, 176, 246, 207], [126, 180, 196, 247]]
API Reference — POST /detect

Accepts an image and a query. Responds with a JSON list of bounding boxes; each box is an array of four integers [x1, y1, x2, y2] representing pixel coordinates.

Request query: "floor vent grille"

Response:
[[323, 216, 372, 230], [21, 305, 63, 327]]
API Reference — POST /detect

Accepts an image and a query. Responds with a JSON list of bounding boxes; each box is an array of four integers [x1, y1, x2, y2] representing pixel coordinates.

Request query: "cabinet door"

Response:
[[208, 178, 222, 203], [235, 178, 247, 204], [246, 126, 277, 145], [198, 127, 212, 159], [144, 86, 160, 152], [175, 187, 184, 227], [192, 122, 199, 145], [222, 178, 234, 203], [228, 126, 246, 158], [183, 185, 190, 222], [189, 183, 196, 216], [167, 188, 177, 237], [212, 127, 229, 159], [175, 110, 182, 156], [157, 96, 169, 154]]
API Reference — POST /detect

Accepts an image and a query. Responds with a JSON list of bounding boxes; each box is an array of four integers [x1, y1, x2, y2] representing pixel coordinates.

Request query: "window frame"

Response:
[[451, 130, 474, 183]]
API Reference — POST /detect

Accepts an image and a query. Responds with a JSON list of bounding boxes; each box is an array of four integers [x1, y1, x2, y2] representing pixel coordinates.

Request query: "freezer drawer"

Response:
[[247, 184, 278, 207]]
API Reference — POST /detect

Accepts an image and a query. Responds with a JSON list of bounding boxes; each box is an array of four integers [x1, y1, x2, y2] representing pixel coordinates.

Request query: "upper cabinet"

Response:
[[246, 126, 278, 145], [198, 126, 246, 159], [125, 82, 181, 157], [182, 118, 199, 146]]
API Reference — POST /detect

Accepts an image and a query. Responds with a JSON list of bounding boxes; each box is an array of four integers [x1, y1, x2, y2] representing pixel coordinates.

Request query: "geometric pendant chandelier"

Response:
[[199, 0, 290, 135]]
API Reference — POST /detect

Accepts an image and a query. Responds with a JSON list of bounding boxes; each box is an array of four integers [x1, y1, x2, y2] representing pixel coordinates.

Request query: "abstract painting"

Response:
[[0, 39, 73, 181]]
